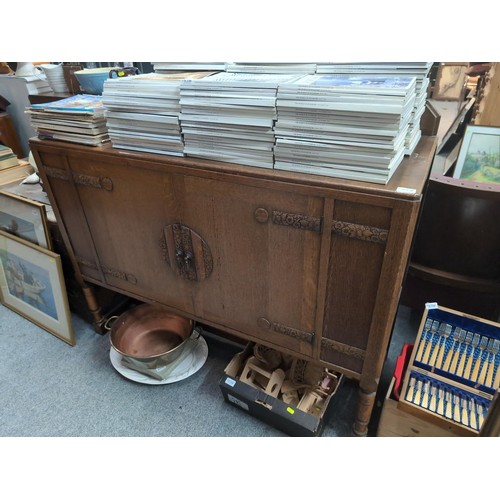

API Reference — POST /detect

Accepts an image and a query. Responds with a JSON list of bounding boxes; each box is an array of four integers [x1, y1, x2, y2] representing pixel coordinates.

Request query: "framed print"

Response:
[[453, 125, 500, 184], [0, 229, 75, 346], [433, 63, 468, 101], [0, 191, 52, 250]]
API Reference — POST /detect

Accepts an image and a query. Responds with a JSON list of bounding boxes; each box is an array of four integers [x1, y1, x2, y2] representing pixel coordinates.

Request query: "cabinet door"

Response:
[[65, 155, 190, 312], [169, 174, 324, 358], [65, 155, 324, 357], [320, 196, 392, 374], [34, 149, 103, 283]]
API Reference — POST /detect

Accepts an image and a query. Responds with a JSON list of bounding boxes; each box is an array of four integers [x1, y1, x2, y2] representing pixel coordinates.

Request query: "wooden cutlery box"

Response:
[[398, 303, 500, 436]]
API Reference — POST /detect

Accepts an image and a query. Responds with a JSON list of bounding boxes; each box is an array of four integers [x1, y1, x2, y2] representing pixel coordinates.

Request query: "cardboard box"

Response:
[[398, 303, 500, 436], [219, 343, 342, 437]]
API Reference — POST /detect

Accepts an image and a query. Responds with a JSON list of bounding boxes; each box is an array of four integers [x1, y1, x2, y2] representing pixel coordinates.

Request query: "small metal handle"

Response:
[[184, 252, 193, 265], [175, 249, 184, 267], [103, 315, 119, 332]]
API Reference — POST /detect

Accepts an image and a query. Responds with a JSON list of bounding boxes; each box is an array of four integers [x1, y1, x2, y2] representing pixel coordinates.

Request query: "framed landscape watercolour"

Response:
[[453, 125, 500, 185], [0, 191, 52, 250], [0, 229, 75, 345], [433, 63, 468, 101]]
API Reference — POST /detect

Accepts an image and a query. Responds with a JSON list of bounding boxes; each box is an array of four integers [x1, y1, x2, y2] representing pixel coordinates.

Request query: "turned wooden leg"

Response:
[[81, 283, 104, 333], [352, 388, 376, 437]]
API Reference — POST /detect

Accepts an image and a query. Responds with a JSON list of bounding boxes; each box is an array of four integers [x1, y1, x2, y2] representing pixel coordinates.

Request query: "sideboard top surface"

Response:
[[30, 136, 437, 201]]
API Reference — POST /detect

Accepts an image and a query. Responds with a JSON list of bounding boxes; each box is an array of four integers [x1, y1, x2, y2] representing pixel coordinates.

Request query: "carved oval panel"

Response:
[[162, 224, 213, 281]]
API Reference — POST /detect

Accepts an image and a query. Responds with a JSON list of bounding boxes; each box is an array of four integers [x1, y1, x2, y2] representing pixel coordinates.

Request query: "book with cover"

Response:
[[0, 144, 15, 157], [38, 130, 110, 146], [181, 72, 303, 90], [0, 154, 20, 169], [225, 63, 317, 74], [0, 161, 33, 186], [0, 145, 19, 169], [279, 74, 417, 96], [29, 94, 105, 114]]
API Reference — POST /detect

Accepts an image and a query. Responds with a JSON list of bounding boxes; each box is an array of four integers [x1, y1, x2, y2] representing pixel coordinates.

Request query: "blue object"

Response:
[[74, 67, 118, 95]]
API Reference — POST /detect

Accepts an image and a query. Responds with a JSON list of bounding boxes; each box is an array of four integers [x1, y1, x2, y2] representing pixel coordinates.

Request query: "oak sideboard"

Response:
[[30, 136, 436, 435]]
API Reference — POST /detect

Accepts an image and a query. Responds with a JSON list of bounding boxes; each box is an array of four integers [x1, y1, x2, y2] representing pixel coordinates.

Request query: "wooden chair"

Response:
[[401, 174, 500, 321]]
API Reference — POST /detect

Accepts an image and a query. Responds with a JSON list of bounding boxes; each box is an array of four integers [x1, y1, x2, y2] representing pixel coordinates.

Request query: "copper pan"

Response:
[[108, 303, 193, 367]]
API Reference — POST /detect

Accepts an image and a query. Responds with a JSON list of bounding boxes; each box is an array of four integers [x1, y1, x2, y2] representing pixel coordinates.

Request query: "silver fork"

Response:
[[422, 320, 440, 365], [484, 338, 498, 388], [456, 331, 473, 378], [415, 318, 433, 363], [442, 327, 461, 372], [435, 323, 452, 370], [450, 328, 467, 374], [492, 340, 500, 390], [471, 336, 489, 383], [463, 333, 480, 380]]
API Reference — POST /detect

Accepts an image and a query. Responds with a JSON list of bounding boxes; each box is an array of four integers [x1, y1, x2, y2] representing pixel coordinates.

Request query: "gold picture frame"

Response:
[[433, 63, 469, 101], [0, 191, 52, 250], [0, 229, 75, 345], [453, 124, 500, 184]]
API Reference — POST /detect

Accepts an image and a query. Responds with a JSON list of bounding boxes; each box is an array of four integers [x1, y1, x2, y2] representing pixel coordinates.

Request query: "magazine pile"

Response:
[[26, 94, 109, 146], [273, 74, 417, 184], [102, 72, 215, 156], [179, 72, 301, 168], [316, 63, 432, 155]]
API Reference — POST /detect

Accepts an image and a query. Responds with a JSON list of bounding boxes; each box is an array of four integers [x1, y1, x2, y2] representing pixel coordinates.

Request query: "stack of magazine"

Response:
[[102, 72, 215, 156], [225, 63, 317, 74], [273, 74, 417, 184], [152, 62, 227, 73], [316, 62, 433, 155], [179, 72, 301, 168], [26, 94, 109, 146]]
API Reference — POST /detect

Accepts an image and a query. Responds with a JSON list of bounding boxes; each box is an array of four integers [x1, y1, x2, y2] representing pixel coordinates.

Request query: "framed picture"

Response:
[[0, 229, 75, 346], [433, 63, 468, 101], [0, 191, 52, 250], [453, 125, 500, 184]]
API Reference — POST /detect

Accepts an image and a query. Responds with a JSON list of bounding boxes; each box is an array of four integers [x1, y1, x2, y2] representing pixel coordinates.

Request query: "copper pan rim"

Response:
[[109, 303, 194, 363]]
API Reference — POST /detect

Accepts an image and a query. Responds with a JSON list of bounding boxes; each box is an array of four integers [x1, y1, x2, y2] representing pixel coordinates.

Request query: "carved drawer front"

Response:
[[162, 224, 213, 281], [257, 317, 315, 344], [254, 208, 323, 232]]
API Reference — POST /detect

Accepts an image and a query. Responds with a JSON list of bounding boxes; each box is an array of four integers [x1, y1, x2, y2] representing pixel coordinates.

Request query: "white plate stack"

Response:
[[39, 64, 69, 93]]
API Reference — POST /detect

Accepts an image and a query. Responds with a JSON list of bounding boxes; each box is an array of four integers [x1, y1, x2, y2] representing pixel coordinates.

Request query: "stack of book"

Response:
[[0, 144, 20, 169], [0, 145, 33, 186], [19, 74, 52, 95], [102, 72, 215, 156], [273, 74, 417, 184], [26, 94, 109, 146], [179, 72, 301, 168], [316, 63, 433, 155]]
